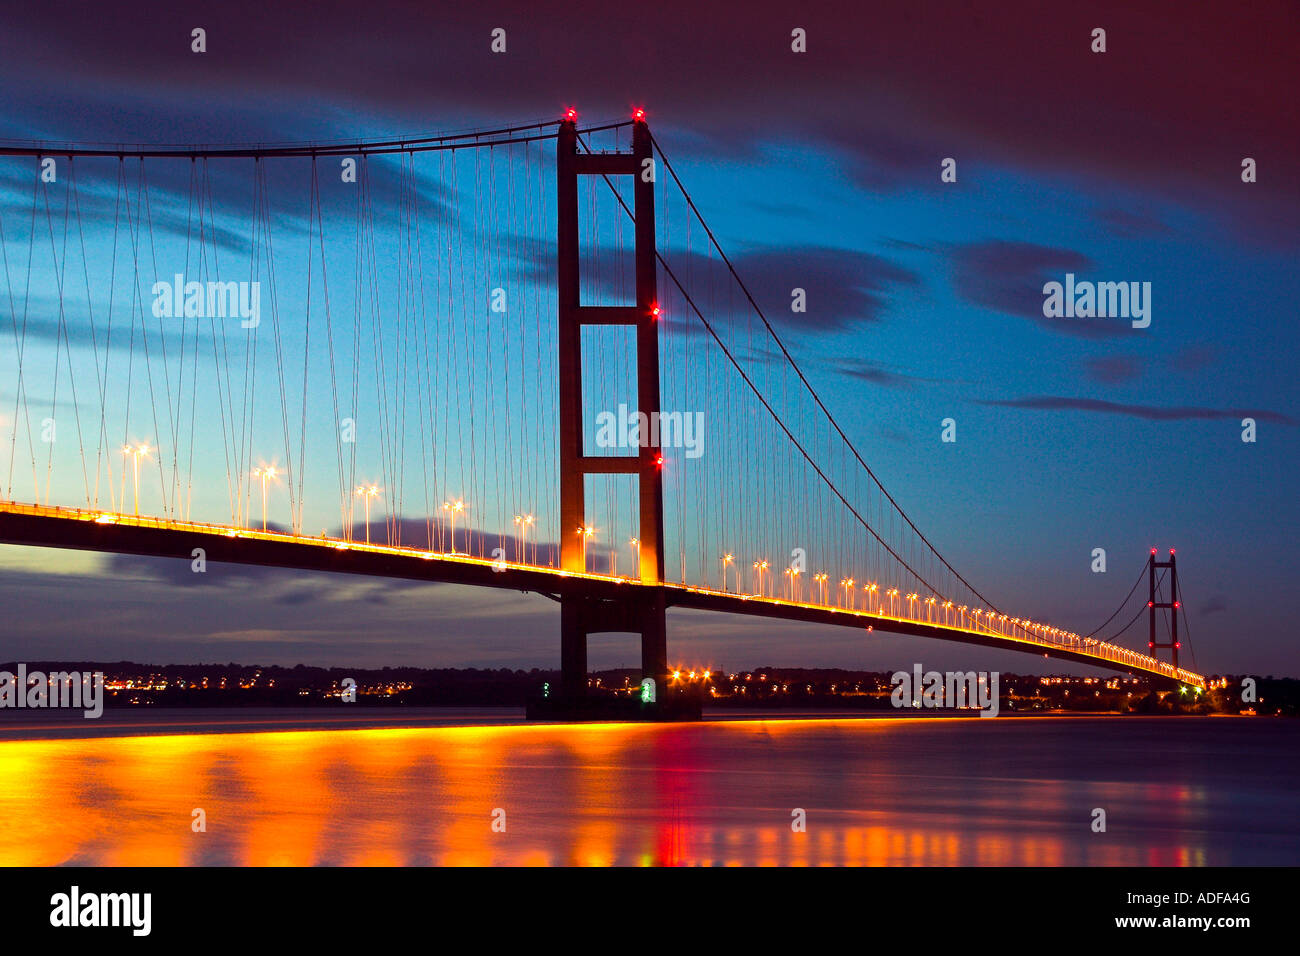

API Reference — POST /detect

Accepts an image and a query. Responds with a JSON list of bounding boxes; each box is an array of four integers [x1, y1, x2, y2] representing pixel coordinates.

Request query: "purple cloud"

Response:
[[1082, 354, 1144, 384], [947, 240, 1144, 338], [1091, 206, 1171, 240], [978, 395, 1296, 424], [1, 1, 1290, 246]]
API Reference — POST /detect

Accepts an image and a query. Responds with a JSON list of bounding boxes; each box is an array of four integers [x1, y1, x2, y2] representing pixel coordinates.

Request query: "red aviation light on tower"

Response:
[[1151, 548, 1157, 555], [563, 107, 577, 122], [650, 303, 661, 319], [1148, 601, 1154, 608], [654, 454, 664, 467], [1169, 548, 1176, 555], [632, 107, 646, 122]]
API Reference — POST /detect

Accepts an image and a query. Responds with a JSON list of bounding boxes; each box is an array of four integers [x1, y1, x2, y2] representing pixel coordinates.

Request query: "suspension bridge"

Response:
[[0, 111, 1204, 715]]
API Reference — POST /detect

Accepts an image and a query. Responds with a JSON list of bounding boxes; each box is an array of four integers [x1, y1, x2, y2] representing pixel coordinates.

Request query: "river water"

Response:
[[0, 711, 1294, 865]]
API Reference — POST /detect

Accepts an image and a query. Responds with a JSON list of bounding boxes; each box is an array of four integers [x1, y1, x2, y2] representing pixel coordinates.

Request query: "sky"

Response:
[[0, 1, 1295, 679]]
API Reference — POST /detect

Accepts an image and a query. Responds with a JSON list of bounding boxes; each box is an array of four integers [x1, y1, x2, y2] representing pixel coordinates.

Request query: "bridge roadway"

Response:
[[0, 500, 1205, 688]]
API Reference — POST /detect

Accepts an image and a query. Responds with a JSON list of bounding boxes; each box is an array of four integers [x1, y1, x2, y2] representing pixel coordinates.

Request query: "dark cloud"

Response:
[[824, 122, 950, 194], [0, 165, 256, 257], [4, 313, 115, 353], [722, 246, 920, 332], [1200, 595, 1228, 616], [3, 301, 200, 354], [273, 584, 327, 606], [877, 424, 909, 445], [831, 358, 919, 389], [508, 235, 919, 332], [0, 141, 454, 265], [1091, 206, 1171, 240], [978, 395, 1296, 424], [0, 547, 560, 669], [947, 240, 1135, 338], [1168, 343, 1218, 375], [881, 238, 935, 254], [1082, 354, 1143, 384], [103, 549, 278, 588], [2, 1, 1290, 246]]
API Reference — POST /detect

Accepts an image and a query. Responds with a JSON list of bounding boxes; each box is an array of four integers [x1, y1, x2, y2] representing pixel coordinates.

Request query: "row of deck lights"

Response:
[[710, 551, 1185, 676], [559, 539, 1181, 675], [45, 493, 1199, 684], [96, 445, 1191, 683]]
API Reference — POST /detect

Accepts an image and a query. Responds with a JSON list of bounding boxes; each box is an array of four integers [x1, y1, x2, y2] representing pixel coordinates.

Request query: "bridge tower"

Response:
[[554, 114, 668, 705], [1148, 548, 1180, 672]]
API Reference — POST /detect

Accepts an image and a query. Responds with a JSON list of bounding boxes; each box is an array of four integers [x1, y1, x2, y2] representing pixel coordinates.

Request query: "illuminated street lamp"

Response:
[[814, 572, 828, 605], [784, 566, 801, 602], [887, 587, 900, 616], [906, 592, 919, 619], [840, 577, 855, 609], [252, 465, 279, 532], [943, 600, 953, 627], [629, 537, 640, 576], [577, 525, 595, 569], [442, 498, 465, 553], [356, 485, 382, 544], [513, 513, 535, 564], [721, 552, 734, 592], [120, 443, 151, 517], [866, 582, 879, 614], [925, 596, 937, 622], [752, 559, 769, 597]]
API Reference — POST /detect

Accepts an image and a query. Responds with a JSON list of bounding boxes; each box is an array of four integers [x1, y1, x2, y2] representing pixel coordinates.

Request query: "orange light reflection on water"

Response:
[[0, 717, 1228, 866]]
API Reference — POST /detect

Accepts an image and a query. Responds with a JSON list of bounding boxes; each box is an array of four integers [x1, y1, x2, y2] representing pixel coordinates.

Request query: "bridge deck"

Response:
[[0, 501, 1204, 688]]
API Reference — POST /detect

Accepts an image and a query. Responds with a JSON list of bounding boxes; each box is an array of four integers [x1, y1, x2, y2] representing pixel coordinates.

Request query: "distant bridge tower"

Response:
[[555, 114, 667, 702], [1148, 548, 1180, 672]]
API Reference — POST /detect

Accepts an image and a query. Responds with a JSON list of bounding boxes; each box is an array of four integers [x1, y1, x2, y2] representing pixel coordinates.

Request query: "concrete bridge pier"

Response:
[[531, 588, 694, 721]]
